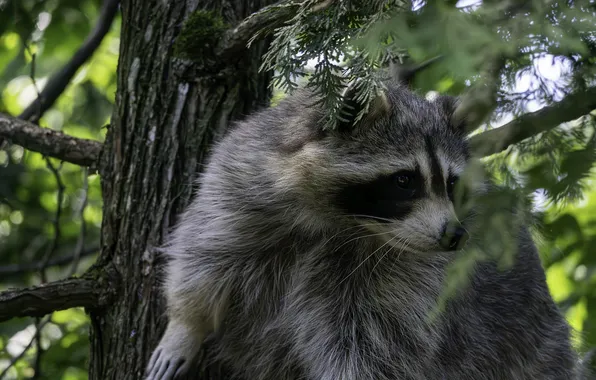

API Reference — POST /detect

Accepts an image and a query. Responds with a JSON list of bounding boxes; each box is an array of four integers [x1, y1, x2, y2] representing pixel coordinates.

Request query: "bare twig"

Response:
[[32, 317, 43, 380], [0, 277, 110, 323], [19, 0, 121, 122], [0, 113, 103, 167], [38, 159, 65, 283], [0, 317, 51, 379], [24, 142, 68, 376], [0, 245, 100, 277], [470, 86, 596, 157], [69, 168, 89, 276], [21, 235, 48, 263], [22, 41, 43, 120]]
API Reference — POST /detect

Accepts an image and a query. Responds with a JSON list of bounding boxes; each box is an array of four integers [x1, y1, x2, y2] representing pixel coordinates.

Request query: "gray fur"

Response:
[[146, 80, 580, 380]]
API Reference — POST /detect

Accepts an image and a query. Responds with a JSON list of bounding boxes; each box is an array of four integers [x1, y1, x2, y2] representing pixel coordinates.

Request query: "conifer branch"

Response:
[[217, 0, 333, 58], [472, 86, 596, 157]]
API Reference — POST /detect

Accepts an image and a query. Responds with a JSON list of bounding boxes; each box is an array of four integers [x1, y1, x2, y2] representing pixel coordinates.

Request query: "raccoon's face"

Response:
[[284, 83, 471, 254], [333, 126, 469, 254]]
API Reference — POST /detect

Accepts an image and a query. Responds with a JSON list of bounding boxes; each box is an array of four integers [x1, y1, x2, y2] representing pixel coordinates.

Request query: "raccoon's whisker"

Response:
[[396, 237, 413, 261], [407, 226, 442, 245], [346, 214, 396, 224], [332, 229, 394, 254], [329, 225, 402, 266], [319, 224, 391, 260], [367, 246, 393, 287], [367, 235, 409, 285], [336, 234, 400, 288], [388, 232, 419, 256], [319, 224, 375, 250]]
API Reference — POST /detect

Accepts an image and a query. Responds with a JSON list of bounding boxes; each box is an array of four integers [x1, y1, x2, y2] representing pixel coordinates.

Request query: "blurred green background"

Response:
[[0, 0, 116, 378]]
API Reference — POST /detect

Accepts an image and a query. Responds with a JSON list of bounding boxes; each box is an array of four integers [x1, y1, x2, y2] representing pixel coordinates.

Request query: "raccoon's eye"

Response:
[[447, 176, 458, 198], [394, 171, 416, 190]]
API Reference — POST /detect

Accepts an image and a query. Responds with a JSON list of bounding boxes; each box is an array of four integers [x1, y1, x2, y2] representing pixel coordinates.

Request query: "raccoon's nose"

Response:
[[440, 223, 468, 251]]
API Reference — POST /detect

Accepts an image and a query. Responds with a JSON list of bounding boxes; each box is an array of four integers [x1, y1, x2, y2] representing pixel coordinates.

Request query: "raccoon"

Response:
[[145, 65, 579, 379]]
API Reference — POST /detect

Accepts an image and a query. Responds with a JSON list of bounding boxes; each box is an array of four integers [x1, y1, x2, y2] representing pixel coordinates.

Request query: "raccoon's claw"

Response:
[[146, 321, 204, 380], [146, 347, 191, 380]]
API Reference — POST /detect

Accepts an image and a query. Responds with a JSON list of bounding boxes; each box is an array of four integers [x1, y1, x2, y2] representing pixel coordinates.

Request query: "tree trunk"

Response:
[[89, 1, 274, 378]]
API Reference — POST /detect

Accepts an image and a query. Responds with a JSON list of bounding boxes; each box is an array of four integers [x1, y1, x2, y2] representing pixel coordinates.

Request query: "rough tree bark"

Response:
[[89, 1, 275, 378]]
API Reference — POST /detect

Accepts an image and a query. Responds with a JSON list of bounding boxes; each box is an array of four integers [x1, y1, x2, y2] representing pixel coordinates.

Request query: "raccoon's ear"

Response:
[[335, 80, 391, 132], [432, 94, 468, 135], [389, 55, 443, 87]]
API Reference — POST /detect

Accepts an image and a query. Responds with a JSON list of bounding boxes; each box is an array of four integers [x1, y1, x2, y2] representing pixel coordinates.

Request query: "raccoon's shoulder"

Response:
[[222, 88, 325, 154]]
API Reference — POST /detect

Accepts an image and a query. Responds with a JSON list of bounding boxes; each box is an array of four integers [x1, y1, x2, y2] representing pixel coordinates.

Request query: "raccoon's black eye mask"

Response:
[[335, 170, 460, 222], [336, 169, 424, 222]]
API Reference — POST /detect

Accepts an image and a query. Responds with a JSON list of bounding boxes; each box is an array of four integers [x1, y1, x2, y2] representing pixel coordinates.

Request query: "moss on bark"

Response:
[[174, 10, 228, 62]]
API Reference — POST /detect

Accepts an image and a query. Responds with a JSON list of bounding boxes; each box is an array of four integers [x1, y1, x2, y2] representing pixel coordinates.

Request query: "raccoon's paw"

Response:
[[145, 322, 203, 380], [145, 346, 192, 380]]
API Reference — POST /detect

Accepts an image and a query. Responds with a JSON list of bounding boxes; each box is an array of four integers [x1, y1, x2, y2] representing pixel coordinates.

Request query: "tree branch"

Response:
[[0, 276, 108, 323], [0, 113, 102, 166], [471, 86, 596, 157], [216, 0, 332, 59], [18, 0, 120, 122], [0, 0, 115, 165]]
